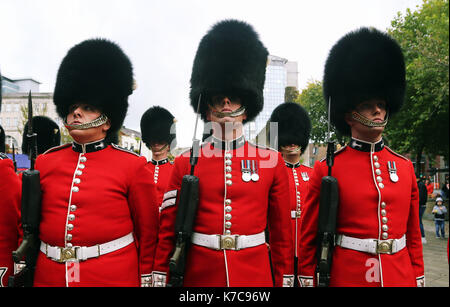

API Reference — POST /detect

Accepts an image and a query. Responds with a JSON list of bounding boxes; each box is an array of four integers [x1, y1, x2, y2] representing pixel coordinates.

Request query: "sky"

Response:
[[0, 0, 424, 148]]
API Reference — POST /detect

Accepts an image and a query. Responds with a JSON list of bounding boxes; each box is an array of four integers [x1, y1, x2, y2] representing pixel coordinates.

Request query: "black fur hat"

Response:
[[53, 38, 134, 135], [0, 125, 5, 153], [22, 116, 61, 155], [140, 106, 176, 149], [190, 19, 269, 123], [269, 102, 311, 154], [323, 27, 406, 136]]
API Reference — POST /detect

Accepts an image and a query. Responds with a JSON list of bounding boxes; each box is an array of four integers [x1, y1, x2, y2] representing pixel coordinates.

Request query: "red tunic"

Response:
[[145, 158, 175, 208], [284, 161, 312, 284], [298, 138, 425, 287], [153, 136, 294, 287], [0, 155, 22, 287], [33, 141, 159, 287]]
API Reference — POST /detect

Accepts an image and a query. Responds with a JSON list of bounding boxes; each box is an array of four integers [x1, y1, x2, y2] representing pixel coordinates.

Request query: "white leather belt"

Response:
[[191, 231, 265, 251], [336, 234, 406, 255], [40, 232, 134, 263]]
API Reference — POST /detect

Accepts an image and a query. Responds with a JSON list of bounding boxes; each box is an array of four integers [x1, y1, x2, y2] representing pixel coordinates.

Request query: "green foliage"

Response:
[[296, 80, 348, 145], [386, 0, 449, 167]]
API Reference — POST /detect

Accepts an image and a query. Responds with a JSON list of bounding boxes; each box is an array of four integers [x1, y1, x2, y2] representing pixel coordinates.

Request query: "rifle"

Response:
[[9, 91, 42, 287], [167, 94, 202, 287], [315, 97, 339, 287], [12, 144, 17, 173]]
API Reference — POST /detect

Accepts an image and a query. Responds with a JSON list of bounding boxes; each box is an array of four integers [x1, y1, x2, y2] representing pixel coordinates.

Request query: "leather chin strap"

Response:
[[151, 143, 169, 153], [351, 111, 389, 128], [65, 114, 109, 130], [211, 106, 246, 118], [281, 145, 301, 154]]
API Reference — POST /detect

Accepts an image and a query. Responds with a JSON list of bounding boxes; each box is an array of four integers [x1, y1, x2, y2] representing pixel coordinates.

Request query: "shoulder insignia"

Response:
[[177, 147, 191, 157], [0, 152, 10, 160], [42, 143, 72, 155], [320, 145, 347, 162], [385, 146, 409, 161], [247, 140, 278, 152], [111, 143, 140, 157]]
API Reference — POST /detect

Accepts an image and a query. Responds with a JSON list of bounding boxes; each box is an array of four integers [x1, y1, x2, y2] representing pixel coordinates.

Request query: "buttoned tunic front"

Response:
[[33, 141, 159, 287], [284, 161, 312, 284], [145, 158, 175, 208], [298, 138, 425, 287], [154, 136, 293, 287]]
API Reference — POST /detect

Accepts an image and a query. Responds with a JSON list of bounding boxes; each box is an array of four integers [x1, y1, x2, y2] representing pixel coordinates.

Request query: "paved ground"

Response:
[[422, 216, 449, 287]]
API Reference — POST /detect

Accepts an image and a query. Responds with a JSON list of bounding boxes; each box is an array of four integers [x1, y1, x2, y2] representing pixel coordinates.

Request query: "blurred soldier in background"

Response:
[[269, 102, 312, 287]]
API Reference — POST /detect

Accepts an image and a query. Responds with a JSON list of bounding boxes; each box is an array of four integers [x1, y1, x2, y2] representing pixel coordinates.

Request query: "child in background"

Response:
[[432, 197, 447, 239]]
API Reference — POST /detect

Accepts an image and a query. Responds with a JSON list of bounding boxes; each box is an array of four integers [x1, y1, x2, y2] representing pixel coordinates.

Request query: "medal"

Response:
[[241, 160, 251, 182], [388, 161, 399, 183], [301, 172, 309, 181], [251, 160, 259, 182]]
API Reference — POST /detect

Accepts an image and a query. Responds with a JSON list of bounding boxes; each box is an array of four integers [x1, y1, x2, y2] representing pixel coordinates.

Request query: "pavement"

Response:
[[422, 216, 449, 287]]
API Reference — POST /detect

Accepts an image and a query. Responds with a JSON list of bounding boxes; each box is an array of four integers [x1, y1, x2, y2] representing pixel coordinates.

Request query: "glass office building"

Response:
[[245, 55, 298, 143]]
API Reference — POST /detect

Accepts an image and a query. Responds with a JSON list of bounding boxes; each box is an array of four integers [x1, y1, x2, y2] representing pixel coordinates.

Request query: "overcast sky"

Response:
[[0, 0, 424, 148]]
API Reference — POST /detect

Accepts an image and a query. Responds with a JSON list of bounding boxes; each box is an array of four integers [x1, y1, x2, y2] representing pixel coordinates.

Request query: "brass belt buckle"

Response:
[[376, 240, 393, 254], [220, 235, 238, 250], [58, 247, 78, 262]]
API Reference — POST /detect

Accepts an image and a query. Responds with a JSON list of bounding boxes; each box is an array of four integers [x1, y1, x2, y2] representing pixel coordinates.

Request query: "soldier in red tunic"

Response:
[[269, 102, 312, 287], [298, 27, 425, 287], [0, 70, 22, 287], [32, 39, 159, 287], [152, 19, 293, 287], [140, 106, 176, 208]]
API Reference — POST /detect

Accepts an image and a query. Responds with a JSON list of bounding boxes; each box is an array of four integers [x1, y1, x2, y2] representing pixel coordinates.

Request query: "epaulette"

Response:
[[385, 146, 409, 161], [177, 147, 191, 157], [320, 145, 347, 162], [111, 143, 140, 157], [0, 152, 10, 160], [247, 140, 278, 153], [301, 164, 313, 170], [43, 143, 72, 155]]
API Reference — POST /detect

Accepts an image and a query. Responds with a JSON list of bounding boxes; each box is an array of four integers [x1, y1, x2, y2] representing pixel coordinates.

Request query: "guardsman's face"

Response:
[[66, 103, 111, 143], [206, 95, 247, 123], [346, 98, 387, 142]]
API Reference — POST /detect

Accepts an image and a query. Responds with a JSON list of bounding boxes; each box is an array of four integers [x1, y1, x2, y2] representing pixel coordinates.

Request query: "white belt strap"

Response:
[[41, 232, 134, 263], [191, 231, 265, 251], [336, 234, 406, 255]]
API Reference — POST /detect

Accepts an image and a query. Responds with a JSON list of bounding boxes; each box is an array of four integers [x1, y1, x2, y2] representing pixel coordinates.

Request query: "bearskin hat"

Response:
[[0, 125, 5, 153], [140, 106, 176, 149], [323, 27, 405, 136], [190, 19, 269, 123], [269, 102, 311, 153], [53, 38, 134, 135], [22, 116, 61, 155]]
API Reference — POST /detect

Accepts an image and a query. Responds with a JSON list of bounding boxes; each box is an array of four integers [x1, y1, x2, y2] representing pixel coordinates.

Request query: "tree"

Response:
[[386, 0, 449, 175], [296, 80, 348, 145]]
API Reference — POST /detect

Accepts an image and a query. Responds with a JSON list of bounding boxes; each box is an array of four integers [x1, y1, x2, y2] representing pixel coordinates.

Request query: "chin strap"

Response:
[[281, 145, 301, 154], [211, 106, 246, 118], [351, 111, 389, 128], [151, 143, 169, 153], [65, 114, 109, 130]]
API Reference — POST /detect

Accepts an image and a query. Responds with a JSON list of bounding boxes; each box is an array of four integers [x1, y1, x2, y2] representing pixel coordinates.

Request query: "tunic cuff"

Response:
[[416, 275, 425, 287], [152, 271, 167, 287], [298, 275, 314, 287]]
